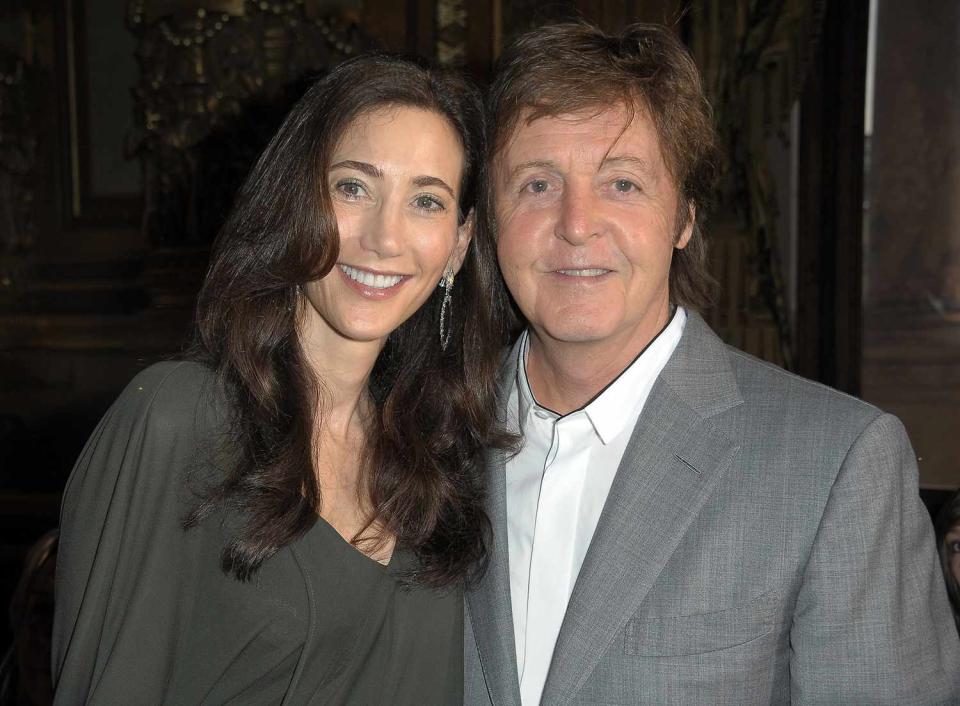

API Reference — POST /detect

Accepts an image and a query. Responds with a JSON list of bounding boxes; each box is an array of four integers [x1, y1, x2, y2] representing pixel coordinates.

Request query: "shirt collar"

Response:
[[514, 307, 687, 444]]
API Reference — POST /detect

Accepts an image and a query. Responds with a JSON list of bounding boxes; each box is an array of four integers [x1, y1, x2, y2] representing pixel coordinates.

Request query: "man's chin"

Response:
[[533, 323, 620, 347]]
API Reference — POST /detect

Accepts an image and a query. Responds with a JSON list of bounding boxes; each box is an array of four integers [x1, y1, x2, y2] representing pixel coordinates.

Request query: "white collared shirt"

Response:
[[506, 308, 686, 706]]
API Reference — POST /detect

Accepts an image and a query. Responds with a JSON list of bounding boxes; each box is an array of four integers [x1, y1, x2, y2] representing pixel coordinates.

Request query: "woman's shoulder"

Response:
[[125, 359, 216, 398], [60, 360, 229, 526], [94, 361, 227, 460], [114, 360, 225, 435]]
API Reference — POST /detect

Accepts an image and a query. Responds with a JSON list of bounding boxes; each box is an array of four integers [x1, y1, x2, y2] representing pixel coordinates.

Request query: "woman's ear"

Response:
[[450, 209, 475, 274]]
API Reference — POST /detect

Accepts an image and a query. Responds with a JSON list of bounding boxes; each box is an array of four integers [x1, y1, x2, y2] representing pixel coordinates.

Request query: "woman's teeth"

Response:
[[340, 264, 404, 289], [557, 268, 608, 276]]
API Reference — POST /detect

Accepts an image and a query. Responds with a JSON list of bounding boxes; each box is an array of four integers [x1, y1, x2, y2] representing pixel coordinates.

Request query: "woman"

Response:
[[935, 491, 960, 635], [51, 54, 513, 704]]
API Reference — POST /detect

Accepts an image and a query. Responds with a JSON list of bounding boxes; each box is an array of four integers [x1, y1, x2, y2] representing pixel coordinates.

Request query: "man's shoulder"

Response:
[[722, 343, 882, 435]]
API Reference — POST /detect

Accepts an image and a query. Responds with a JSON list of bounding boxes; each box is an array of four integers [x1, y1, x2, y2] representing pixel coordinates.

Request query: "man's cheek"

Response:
[[496, 218, 527, 262]]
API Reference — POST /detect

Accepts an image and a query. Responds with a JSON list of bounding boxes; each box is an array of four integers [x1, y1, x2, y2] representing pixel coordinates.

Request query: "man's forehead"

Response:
[[510, 104, 634, 135], [495, 104, 661, 169]]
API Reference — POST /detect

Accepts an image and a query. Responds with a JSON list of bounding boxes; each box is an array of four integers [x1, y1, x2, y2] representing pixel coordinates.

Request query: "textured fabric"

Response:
[[465, 312, 960, 706], [506, 308, 686, 705], [52, 361, 463, 705]]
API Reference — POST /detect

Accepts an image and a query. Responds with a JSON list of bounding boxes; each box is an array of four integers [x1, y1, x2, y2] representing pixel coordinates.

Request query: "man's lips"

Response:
[[545, 267, 614, 278], [552, 267, 611, 277]]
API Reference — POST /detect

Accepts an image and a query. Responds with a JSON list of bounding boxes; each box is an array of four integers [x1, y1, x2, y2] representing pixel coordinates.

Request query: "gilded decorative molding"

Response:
[[436, 0, 467, 66], [126, 0, 368, 246]]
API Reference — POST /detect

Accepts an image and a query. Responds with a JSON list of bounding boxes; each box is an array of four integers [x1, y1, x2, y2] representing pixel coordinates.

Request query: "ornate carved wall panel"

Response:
[[128, 0, 368, 248]]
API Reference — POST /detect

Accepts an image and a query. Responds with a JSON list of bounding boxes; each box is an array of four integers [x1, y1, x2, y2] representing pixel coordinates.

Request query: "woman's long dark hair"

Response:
[[189, 53, 515, 587]]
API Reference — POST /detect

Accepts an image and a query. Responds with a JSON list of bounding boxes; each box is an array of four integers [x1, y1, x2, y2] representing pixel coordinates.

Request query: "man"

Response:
[[464, 21, 960, 705]]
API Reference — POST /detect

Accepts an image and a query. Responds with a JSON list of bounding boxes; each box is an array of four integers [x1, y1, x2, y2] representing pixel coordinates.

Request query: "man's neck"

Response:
[[524, 311, 675, 415]]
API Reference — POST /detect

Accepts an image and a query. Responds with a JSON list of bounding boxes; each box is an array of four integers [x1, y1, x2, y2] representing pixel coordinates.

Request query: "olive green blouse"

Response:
[[52, 361, 462, 705]]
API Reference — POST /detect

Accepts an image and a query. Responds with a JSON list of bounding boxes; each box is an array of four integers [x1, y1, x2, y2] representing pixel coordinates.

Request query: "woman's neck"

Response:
[[298, 314, 384, 439], [297, 311, 388, 555]]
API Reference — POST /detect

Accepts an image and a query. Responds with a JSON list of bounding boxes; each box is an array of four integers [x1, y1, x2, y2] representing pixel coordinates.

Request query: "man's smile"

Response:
[[552, 268, 611, 277]]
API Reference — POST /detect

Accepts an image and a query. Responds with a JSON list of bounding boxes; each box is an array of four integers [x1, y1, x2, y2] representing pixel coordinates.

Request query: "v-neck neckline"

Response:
[[310, 513, 411, 576]]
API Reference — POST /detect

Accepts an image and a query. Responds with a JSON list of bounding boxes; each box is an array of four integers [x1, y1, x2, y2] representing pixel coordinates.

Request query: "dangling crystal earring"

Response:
[[439, 266, 454, 351]]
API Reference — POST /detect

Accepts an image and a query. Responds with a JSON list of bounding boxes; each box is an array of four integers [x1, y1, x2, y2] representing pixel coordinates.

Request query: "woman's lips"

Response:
[[338, 264, 410, 298]]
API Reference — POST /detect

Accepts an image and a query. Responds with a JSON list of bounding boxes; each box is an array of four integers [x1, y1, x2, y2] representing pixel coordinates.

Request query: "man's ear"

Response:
[[675, 201, 695, 250], [450, 209, 475, 274]]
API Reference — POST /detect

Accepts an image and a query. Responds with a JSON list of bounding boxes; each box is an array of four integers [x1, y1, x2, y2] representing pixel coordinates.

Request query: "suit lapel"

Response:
[[465, 345, 523, 706], [540, 313, 744, 705]]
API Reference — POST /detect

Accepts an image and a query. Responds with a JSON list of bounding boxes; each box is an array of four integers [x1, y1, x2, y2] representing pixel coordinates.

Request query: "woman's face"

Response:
[[301, 106, 472, 349], [946, 524, 960, 586]]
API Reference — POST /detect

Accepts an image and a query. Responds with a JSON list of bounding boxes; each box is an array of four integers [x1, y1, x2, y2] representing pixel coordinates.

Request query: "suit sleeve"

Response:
[[52, 363, 206, 705], [790, 412, 960, 704]]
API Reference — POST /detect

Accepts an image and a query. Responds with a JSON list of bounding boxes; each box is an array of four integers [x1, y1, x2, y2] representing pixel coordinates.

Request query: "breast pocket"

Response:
[[624, 589, 780, 657]]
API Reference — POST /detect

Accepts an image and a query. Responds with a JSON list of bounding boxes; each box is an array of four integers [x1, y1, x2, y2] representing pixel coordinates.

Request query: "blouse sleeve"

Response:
[[52, 361, 216, 705]]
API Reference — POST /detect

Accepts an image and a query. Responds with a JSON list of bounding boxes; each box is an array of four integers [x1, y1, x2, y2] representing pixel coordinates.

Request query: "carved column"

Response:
[[0, 41, 37, 312]]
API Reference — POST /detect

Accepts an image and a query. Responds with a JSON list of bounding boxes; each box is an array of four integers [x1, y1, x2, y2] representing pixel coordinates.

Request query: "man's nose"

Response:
[[555, 186, 600, 246], [358, 201, 404, 258]]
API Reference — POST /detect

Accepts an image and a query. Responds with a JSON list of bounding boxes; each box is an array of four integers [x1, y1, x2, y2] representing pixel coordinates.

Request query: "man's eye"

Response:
[[949, 541, 960, 553]]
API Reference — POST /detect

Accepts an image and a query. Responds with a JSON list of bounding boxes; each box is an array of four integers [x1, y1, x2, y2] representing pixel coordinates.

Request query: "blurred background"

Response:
[[0, 0, 958, 692]]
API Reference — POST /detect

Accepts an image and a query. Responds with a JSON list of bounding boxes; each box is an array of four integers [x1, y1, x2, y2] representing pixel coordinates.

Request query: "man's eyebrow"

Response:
[[601, 155, 654, 175], [506, 159, 558, 181], [329, 160, 383, 179], [413, 175, 456, 198]]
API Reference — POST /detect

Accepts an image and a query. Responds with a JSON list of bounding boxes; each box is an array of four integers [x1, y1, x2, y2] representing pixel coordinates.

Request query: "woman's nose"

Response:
[[358, 201, 404, 258]]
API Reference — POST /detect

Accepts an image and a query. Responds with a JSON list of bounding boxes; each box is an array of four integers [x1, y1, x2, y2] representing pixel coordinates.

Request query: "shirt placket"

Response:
[[520, 412, 595, 704]]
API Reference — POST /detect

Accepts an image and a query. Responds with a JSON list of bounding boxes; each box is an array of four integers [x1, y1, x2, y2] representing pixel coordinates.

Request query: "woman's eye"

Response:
[[949, 541, 960, 553], [613, 178, 638, 193], [414, 194, 444, 212], [335, 180, 366, 199]]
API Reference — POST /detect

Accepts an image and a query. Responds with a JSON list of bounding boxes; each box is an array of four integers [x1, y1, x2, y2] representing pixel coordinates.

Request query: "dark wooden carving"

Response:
[[688, 0, 828, 370], [0, 48, 36, 300]]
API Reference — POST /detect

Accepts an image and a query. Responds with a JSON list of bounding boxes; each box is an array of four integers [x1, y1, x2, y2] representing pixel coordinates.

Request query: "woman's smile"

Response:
[[338, 263, 410, 298]]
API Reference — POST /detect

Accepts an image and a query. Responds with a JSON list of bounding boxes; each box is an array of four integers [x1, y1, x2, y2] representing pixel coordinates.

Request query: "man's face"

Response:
[[494, 105, 691, 354]]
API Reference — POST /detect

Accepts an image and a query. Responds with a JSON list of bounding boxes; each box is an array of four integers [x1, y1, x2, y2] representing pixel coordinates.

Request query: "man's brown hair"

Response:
[[487, 21, 721, 309]]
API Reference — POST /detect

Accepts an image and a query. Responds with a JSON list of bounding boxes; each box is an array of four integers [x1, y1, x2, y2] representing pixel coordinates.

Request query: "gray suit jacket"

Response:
[[464, 312, 960, 705]]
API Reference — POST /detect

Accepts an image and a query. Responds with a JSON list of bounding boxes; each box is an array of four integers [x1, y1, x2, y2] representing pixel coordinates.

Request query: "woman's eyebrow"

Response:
[[329, 160, 383, 178], [413, 175, 455, 198]]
